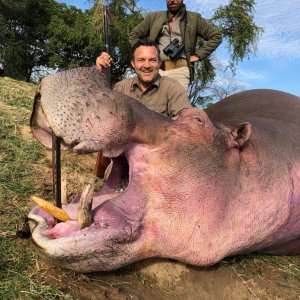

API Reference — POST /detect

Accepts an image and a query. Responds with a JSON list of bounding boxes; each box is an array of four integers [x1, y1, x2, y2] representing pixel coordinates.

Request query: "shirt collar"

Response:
[[130, 75, 161, 92]]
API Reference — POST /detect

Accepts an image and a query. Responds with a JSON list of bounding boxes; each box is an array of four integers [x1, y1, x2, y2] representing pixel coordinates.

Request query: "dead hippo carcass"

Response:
[[29, 67, 300, 273]]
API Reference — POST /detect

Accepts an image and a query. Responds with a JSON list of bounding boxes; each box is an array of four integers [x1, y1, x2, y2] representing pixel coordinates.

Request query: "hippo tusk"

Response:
[[77, 177, 96, 229], [103, 159, 113, 182], [31, 196, 72, 222], [61, 171, 68, 205]]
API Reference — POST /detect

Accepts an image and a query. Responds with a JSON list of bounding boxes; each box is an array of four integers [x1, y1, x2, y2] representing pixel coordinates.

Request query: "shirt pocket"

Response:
[[150, 103, 167, 116]]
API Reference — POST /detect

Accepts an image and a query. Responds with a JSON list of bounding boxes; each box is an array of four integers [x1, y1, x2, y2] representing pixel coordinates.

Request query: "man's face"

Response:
[[166, 0, 183, 14], [131, 46, 161, 87]]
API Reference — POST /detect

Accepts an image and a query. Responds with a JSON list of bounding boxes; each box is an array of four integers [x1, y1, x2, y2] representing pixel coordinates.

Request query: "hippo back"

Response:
[[205, 89, 300, 127]]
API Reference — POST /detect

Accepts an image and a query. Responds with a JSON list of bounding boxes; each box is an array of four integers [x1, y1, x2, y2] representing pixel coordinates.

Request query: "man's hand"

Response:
[[190, 55, 200, 63], [96, 52, 113, 71]]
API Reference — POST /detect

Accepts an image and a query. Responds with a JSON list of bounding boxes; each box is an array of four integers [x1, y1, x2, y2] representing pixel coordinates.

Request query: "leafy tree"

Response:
[[45, 3, 102, 70], [0, 0, 53, 81], [212, 0, 262, 68], [190, 0, 263, 107], [0, 0, 107, 81]]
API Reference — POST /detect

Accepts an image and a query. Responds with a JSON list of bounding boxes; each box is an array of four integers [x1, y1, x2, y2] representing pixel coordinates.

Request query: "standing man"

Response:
[[129, 0, 222, 90]]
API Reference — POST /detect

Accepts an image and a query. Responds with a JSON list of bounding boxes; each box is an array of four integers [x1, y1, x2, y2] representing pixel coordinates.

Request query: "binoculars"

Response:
[[163, 38, 184, 60]]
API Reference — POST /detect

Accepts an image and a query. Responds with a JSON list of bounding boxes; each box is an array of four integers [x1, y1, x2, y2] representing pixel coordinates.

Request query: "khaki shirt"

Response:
[[114, 75, 192, 118]]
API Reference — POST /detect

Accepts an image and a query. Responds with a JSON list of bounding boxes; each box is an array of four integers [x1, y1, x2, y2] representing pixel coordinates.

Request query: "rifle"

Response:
[[95, 1, 111, 178], [52, 133, 62, 214]]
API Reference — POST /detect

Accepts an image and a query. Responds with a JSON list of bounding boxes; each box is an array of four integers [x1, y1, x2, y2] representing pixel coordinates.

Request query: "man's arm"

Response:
[[129, 14, 152, 47], [195, 15, 222, 60]]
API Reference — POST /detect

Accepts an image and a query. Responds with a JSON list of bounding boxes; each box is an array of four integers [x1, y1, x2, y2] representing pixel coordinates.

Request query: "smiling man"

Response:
[[96, 38, 192, 118]]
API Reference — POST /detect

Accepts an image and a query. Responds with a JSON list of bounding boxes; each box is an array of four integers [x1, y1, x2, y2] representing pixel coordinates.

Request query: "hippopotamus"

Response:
[[29, 67, 300, 273]]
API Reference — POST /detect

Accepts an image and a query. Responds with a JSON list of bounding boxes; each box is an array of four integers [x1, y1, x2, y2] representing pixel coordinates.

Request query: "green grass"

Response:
[[222, 253, 300, 291], [0, 81, 42, 232], [0, 77, 75, 299], [0, 237, 64, 300]]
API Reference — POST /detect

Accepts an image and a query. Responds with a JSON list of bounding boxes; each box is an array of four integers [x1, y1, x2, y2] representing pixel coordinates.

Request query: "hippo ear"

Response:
[[229, 122, 252, 148]]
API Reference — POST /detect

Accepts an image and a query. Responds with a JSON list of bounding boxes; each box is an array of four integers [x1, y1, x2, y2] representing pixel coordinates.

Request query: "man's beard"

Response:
[[167, 4, 182, 15]]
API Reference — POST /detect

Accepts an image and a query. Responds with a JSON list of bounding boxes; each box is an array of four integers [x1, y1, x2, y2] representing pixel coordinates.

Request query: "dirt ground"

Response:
[[32, 255, 299, 300], [28, 146, 299, 300]]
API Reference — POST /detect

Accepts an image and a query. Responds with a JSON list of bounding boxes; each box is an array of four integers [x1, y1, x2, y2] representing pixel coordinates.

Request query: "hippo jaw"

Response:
[[28, 152, 151, 272]]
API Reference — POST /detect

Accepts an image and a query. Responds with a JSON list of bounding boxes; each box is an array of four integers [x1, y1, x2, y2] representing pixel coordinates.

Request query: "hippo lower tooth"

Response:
[[61, 171, 68, 205], [31, 196, 72, 222], [77, 177, 96, 229], [103, 159, 113, 181]]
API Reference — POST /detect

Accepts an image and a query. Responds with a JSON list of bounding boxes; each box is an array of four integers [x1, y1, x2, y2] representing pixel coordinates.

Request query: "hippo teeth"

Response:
[[31, 196, 72, 222], [77, 177, 96, 229]]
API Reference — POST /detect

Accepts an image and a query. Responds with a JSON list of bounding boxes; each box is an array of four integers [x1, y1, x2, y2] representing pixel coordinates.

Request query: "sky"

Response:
[[59, 0, 300, 96]]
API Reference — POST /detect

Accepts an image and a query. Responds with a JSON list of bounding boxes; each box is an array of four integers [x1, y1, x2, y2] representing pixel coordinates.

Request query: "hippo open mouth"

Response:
[[30, 154, 130, 235], [29, 67, 300, 273], [29, 146, 151, 272], [28, 67, 170, 271]]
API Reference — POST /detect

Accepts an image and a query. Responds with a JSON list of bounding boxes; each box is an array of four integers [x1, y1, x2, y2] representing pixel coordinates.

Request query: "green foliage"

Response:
[[188, 37, 216, 107], [212, 0, 264, 69], [0, 0, 104, 81], [189, 57, 215, 107], [46, 3, 103, 69], [2, 41, 30, 80], [0, 0, 53, 81], [189, 0, 264, 106]]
